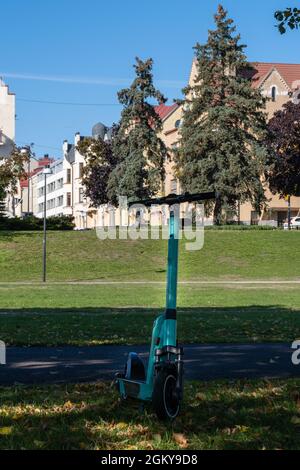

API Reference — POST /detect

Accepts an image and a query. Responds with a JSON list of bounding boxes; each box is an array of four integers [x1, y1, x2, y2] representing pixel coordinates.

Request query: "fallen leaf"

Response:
[[33, 440, 45, 448], [173, 432, 188, 448], [195, 392, 206, 401], [0, 427, 13, 436], [291, 416, 300, 425]]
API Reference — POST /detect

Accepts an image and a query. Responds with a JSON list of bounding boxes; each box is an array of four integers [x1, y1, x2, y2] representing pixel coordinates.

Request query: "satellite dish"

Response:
[[292, 88, 300, 104], [92, 122, 107, 140]]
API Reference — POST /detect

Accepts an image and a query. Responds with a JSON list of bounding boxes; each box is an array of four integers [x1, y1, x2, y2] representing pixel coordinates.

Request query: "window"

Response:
[[79, 188, 84, 203], [57, 178, 63, 190], [271, 86, 276, 102], [38, 203, 44, 213], [57, 195, 63, 207], [66, 192, 71, 207], [46, 198, 55, 210], [47, 181, 55, 193], [175, 119, 182, 129], [79, 163, 84, 178], [66, 169, 71, 184], [170, 179, 177, 194]]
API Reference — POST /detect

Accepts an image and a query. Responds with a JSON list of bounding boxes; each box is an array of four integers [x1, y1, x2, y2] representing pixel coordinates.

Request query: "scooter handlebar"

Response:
[[129, 191, 217, 207]]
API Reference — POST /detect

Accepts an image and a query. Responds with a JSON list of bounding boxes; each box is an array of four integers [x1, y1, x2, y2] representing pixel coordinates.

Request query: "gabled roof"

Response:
[[20, 157, 54, 188], [155, 103, 178, 121], [245, 62, 300, 90], [20, 179, 28, 189]]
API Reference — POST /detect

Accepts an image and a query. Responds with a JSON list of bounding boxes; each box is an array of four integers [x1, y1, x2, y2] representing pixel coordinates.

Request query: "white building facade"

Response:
[[0, 79, 15, 159], [36, 159, 66, 218], [0, 79, 16, 217]]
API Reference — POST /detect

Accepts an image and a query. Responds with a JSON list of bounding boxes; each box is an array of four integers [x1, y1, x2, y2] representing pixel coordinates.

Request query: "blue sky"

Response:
[[1, 0, 299, 158]]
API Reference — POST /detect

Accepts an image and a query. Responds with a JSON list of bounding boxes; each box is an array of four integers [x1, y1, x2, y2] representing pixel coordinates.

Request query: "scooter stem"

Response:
[[164, 207, 179, 346]]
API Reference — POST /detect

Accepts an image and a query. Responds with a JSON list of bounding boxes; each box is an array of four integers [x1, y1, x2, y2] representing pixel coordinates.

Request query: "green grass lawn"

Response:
[[1, 379, 300, 450], [0, 230, 299, 346], [1, 231, 299, 450], [0, 230, 299, 282], [0, 285, 299, 346]]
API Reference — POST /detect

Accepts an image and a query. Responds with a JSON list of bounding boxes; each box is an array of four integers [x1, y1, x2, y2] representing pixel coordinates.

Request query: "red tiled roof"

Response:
[[19, 157, 54, 189], [38, 157, 54, 167], [155, 103, 178, 121], [20, 179, 28, 189], [246, 62, 300, 90]]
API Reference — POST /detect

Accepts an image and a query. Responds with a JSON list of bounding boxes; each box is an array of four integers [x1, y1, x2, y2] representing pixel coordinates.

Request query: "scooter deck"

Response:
[[118, 378, 152, 401]]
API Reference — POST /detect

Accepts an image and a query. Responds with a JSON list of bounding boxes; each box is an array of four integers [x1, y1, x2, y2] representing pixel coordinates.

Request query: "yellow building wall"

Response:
[[160, 63, 300, 225]]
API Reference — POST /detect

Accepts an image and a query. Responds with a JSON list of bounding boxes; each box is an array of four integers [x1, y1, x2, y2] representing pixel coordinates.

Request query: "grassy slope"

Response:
[[0, 285, 299, 346], [0, 230, 299, 281], [0, 230, 299, 346], [1, 379, 300, 450]]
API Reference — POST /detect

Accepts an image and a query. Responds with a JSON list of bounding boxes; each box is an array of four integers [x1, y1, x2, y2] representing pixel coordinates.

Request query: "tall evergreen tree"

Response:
[[108, 57, 168, 204], [175, 5, 268, 224]]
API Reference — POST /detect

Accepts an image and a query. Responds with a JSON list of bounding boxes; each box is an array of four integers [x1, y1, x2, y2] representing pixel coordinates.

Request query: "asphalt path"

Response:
[[0, 343, 299, 386]]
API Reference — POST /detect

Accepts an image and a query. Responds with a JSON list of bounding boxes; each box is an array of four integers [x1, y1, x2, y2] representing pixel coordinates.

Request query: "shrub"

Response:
[[0, 215, 75, 231]]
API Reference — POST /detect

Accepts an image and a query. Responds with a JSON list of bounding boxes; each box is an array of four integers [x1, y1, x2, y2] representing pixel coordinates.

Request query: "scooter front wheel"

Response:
[[152, 369, 180, 420]]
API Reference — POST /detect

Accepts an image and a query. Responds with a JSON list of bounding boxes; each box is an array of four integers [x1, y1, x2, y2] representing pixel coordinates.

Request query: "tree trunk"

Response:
[[213, 195, 222, 225]]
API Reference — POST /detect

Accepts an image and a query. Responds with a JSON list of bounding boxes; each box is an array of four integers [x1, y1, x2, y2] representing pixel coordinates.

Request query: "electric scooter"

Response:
[[115, 192, 216, 420]]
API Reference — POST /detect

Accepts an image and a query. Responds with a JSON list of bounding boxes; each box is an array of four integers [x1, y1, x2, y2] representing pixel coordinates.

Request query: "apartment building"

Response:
[[159, 61, 300, 226], [17, 156, 54, 217], [0, 78, 16, 217], [35, 159, 65, 218], [0, 78, 15, 159], [61, 122, 113, 229]]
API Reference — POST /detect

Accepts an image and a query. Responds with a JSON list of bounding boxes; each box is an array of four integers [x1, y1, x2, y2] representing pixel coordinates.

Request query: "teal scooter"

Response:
[[115, 192, 215, 420]]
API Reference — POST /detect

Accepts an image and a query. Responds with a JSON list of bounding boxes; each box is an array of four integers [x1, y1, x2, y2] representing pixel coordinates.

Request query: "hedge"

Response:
[[0, 215, 75, 231]]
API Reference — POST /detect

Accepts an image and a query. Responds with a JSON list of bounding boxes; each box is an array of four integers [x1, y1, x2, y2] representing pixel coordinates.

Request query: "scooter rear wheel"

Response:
[[152, 369, 180, 420]]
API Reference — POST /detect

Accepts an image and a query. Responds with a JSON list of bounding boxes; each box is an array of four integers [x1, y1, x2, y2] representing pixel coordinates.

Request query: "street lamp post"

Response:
[[288, 195, 291, 231], [43, 167, 52, 283], [20, 144, 35, 215]]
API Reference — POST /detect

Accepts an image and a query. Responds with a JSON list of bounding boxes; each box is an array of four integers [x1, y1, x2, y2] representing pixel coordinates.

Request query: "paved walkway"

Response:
[[1, 280, 300, 285], [0, 343, 299, 386]]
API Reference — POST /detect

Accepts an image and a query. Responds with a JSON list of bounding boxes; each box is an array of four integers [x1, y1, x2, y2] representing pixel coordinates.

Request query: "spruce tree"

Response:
[[175, 5, 268, 224], [108, 57, 168, 204]]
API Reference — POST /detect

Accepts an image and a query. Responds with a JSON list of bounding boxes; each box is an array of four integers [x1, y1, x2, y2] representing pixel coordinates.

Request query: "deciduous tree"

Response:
[[275, 7, 300, 34], [77, 129, 118, 207], [266, 101, 300, 198], [0, 146, 28, 217]]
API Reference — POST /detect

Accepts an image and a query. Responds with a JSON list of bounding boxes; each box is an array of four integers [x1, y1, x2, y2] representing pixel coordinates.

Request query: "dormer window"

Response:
[[271, 86, 277, 102]]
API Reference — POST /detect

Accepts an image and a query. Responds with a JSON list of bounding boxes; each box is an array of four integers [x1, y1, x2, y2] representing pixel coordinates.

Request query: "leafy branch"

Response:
[[275, 7, 300, 34]]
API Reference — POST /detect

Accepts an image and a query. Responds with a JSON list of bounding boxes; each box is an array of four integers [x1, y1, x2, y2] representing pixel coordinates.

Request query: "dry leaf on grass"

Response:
[[0, 427, 13, 436], [173, 432, 188, 448], [291, 416, 300, 425]]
